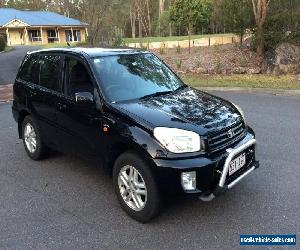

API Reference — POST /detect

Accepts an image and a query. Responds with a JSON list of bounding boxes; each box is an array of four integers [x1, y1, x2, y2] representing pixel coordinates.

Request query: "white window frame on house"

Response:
[[73, 30, 81, 42], [28, 30, 42, 42], [47, 29, 58, 43], [65, 29, 81, 42]]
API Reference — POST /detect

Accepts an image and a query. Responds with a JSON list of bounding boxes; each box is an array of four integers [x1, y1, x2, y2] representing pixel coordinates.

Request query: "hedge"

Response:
[[0, 34, 6, 52]]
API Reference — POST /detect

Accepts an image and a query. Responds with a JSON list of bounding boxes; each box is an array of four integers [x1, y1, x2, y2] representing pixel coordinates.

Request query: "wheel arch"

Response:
[[105, 126, 166, 176], [18, 109, 30, 138], [106, 140, 156, 176]]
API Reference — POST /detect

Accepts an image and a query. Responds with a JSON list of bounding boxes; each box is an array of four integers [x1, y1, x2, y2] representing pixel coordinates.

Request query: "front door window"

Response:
[[64, 57, 93, 97]]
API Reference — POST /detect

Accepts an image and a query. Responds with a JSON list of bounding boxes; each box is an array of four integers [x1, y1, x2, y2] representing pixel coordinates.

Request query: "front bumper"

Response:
[[153, 132, 259, 197], [199, 139, 259, 201]]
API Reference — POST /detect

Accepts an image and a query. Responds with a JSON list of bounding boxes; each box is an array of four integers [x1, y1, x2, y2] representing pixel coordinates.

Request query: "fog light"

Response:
[[181, 171, 196, 191]]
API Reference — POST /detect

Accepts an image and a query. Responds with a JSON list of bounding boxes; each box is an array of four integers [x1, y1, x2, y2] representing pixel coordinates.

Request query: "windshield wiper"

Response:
[[139, 90, 173, 100], [174, 84, 188, 92], [139, 85, 187, 100]]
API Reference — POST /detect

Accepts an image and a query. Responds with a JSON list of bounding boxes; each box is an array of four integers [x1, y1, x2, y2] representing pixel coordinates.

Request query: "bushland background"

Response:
[[1, 0, 300, 89]]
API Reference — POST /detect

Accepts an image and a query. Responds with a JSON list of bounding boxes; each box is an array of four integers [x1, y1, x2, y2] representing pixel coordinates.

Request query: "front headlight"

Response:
[[232, 102, 245, 121], [153, 127, 201, 153]]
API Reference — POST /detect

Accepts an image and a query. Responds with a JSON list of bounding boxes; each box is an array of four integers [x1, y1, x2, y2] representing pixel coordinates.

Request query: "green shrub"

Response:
[[196, 60, 202, 68], [159, 46, 165, 54], [215, 61, 223, 74], [0, 34, 6, 52], [239, 56, 247, 67], [287, 32, 300, 46], [112, 34, 124, 47], [176, 59, 182, 69], [139, 43, 148, 51], [155, 11, 171, 37], [176, 45, 181, 54]]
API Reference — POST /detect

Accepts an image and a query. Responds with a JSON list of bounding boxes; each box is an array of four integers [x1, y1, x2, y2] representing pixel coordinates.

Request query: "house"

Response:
[[0, 8, 88, 46]]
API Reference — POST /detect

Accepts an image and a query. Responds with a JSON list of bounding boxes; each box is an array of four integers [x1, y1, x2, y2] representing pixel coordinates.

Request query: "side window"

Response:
[[18, 55, 39, 84], [64, 57, 93, 97], [39, 55, 61, 92]]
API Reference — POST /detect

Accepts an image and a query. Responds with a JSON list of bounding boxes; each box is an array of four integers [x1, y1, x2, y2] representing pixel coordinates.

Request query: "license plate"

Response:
[[229, 153, 246, 176]]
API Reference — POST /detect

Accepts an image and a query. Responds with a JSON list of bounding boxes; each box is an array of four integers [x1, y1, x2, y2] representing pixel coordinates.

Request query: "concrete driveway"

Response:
[[0, 92, 299, 249], [0, 46, 40, 85]]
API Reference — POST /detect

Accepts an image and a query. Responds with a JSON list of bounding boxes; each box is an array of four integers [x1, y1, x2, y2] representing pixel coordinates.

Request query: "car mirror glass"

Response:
[[75, 92, 94, 104]]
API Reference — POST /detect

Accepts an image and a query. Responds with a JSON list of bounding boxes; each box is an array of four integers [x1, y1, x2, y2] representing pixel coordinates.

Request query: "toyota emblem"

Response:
[[227, 129, 234, 138]]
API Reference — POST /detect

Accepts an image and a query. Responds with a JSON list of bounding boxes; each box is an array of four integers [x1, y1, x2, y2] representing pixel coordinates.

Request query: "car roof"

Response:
[[28, 47, 147, 58]]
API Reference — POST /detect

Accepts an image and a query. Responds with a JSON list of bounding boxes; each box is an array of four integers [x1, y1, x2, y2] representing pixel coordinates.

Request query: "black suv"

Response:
[[12, 48, 259, 222]]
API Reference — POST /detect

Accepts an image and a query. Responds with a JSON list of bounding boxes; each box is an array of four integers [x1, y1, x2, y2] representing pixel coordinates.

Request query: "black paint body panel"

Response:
[[12, 48, 257, 195]]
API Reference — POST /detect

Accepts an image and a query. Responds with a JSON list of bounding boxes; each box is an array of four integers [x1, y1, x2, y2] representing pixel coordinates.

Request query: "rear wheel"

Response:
[[113, 152, 161, 223], [22, 116, 48, 160]]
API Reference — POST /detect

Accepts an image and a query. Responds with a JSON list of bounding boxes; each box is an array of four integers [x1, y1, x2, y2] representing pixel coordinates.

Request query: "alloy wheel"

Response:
[[24, 123, 37, 153], [118, 165, 147, 211]]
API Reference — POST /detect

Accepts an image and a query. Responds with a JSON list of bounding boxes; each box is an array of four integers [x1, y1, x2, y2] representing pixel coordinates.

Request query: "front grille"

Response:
[[208, 121, 246, 153]]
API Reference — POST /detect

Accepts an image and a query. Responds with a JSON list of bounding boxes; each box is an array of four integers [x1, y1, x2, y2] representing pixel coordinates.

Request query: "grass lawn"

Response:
[[182, 74, 300, 90], [124, 33, 234, 44]]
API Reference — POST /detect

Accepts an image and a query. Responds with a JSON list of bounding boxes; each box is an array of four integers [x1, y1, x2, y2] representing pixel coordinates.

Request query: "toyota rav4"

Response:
[[12, 48, 259, 222]]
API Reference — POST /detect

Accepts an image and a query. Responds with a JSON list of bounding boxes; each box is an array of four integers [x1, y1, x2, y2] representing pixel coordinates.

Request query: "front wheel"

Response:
[[113, 152, 161, 223]]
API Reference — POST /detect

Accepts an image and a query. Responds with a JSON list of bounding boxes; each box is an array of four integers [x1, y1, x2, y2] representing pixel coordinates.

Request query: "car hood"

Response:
[[113, 87, 242, 135]]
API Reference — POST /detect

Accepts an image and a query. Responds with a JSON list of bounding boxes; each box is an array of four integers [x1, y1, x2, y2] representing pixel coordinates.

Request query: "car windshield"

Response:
[[92, 53, 185, 102]]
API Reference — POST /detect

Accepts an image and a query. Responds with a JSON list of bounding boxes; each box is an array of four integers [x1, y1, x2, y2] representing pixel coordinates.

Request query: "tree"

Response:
[[156, 11, 171, 36], [251, 0, 271, 64], [153, 0, 174, 36], [222, 0, 253, 46], [263, 0, 300, 49], [0, 0, 7, 7], [158, 0, 165, 35], [159, 0, 165, 16], [129, 0, 154, 38], [6, 0, 48, 10], [210, 0, 224, 34], [129, 0, 137, 38], [170, 0, 212, 53]]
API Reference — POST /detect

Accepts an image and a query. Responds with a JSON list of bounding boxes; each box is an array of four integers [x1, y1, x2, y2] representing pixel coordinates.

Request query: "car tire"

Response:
[[113, 151, 161, 223], [22, 115, 48, 160]]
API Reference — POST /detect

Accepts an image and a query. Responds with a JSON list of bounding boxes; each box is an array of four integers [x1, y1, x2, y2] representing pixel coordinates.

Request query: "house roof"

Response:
[[0, 8, 87, 27]]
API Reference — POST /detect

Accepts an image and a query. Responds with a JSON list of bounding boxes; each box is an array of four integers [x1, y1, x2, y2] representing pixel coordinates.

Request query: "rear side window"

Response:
[[39, 55, 61, 92], [18, 55, 39, 84]]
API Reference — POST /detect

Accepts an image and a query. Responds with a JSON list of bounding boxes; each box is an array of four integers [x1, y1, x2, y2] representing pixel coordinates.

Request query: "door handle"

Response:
[[57, 102, 67, 111]]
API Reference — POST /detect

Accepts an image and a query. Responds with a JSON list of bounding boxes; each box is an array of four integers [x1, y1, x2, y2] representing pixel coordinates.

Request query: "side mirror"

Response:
[[75, 92, 94, 104]]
